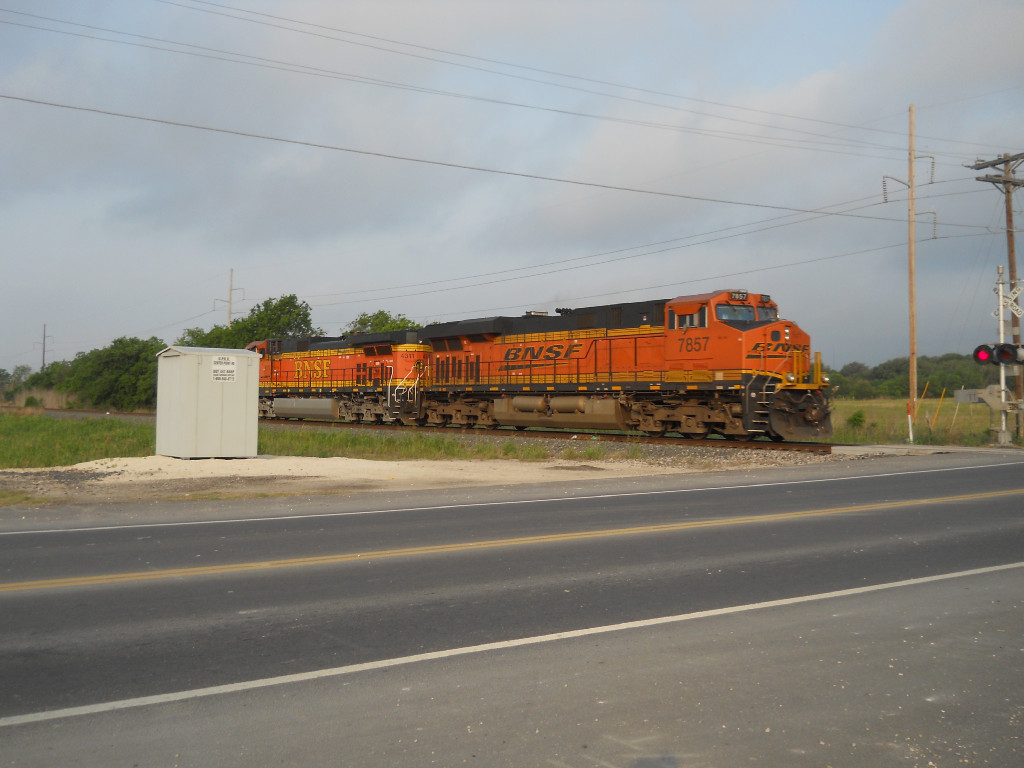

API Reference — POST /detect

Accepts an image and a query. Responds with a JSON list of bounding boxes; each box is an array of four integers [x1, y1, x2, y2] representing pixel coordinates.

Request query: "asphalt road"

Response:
[[2, 450, 1023, 766]]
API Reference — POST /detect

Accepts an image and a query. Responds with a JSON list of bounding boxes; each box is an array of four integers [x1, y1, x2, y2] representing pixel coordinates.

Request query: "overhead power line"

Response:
[[159, 0, 1020, 157], [306, 193, 890, 301], [1, 91, 924, 226], [0, 11, 905, 159], [4, 7, 1011, 162], [320, 239, 912, 321], [305, 181, 990, 302]]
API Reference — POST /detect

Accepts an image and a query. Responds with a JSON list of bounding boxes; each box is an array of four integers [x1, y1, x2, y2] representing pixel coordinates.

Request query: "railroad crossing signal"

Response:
[[1003, 286, 1023, 319], [995, 343, 1024, 364], [973, 343, 1024, 364]]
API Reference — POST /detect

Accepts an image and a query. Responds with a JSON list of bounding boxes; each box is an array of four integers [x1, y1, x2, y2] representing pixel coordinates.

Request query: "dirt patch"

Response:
[[0, 446, 841, 507], [0, 455, 655, 505]]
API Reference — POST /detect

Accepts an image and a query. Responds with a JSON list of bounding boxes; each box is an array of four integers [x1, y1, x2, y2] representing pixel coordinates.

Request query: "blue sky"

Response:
[[1, 0, 1022, 375]]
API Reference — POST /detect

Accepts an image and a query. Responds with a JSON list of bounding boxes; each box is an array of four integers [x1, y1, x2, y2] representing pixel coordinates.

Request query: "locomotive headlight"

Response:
[[784, 327, 791, 342], [786, 373, 796, 383], [821, 374, 831, 384]]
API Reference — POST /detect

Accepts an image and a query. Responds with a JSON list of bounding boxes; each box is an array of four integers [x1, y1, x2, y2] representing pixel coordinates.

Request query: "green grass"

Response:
[[829, 398, 1011, 446], [2, 396, 1015, 471], [0, 411, 156, 468], [258, 425, 554, 462], [0, 411, 560, 469], [558, 443, 610, 461]]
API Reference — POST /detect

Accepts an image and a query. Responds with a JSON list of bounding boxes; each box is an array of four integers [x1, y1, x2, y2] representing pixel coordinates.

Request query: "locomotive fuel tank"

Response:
[[492, 395, 631, 430]]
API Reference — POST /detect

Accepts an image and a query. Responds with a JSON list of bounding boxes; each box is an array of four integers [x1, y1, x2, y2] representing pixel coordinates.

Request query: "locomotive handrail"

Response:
[[389, 363, 423, 408]]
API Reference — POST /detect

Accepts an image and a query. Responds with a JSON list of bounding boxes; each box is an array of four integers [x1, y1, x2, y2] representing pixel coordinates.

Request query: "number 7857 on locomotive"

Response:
[[248, 289, 832, 442]]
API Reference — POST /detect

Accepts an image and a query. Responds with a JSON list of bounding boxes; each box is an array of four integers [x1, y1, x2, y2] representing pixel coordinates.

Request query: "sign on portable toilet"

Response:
[[155, 346, 260, 459]]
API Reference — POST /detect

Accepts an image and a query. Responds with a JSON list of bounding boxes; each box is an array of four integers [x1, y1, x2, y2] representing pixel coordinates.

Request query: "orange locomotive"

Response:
[[247, 289, 831, 441]]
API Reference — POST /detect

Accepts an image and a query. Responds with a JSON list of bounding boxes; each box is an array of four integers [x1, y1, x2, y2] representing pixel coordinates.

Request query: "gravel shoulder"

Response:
[[0, 440, 845, 506]]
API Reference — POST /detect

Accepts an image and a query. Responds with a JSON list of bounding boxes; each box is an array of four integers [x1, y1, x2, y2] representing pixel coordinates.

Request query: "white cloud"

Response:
[[1, 0, 1021, 373]]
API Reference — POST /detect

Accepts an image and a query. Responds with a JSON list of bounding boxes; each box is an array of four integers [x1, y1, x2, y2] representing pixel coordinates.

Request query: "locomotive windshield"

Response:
[[715, 304, 756, 323], [757, 306, 779, 321]]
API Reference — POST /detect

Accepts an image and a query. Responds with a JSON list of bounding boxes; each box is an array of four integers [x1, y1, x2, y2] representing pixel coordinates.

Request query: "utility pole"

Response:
[[971, 152, 1024, 438], [215, 269, 245, 327], [35, 324, 54, 369], [883, 106, 935, 438], [907, 105, 917, 425]]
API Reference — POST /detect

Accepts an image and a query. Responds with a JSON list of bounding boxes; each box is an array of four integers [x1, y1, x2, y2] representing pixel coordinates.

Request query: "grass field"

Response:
[[0, 411, 569, 469], [0, 411, 156, 469], [258, 422, 557, 462], [830, 397, 1009, 446], [0, 398, 1016, 470]]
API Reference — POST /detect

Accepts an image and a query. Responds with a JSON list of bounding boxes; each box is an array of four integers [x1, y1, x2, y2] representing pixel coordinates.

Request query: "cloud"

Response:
[[1, 0, 1021, 373]]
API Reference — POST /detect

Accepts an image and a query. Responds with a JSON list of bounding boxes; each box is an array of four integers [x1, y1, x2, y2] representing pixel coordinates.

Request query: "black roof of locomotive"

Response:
[[271, 336, 343, 353], [261, 291, 756, 351], [305, 330, 420, 351], [345, 330, 421, 348], [419, 297, 667, 340]]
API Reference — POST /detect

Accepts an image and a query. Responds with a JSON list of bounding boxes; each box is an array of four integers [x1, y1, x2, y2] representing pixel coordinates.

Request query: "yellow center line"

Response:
[[3, 488, 1022, 593]]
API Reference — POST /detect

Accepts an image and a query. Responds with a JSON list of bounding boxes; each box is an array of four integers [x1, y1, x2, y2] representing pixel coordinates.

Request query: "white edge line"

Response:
[[5, 458, 1024, 536], [2, 561, 1021, 729]]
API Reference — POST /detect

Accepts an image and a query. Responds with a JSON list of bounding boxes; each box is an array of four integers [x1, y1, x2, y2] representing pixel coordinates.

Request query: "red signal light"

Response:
[[973, 344, 994, 364], [973, 343, 1024, 364]]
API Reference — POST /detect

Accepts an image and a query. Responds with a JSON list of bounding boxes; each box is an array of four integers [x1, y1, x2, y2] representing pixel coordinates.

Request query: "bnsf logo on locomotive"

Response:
[[294, 359, 331, 379], [502, 343, 583, 362], [749, 342, 810, 354]]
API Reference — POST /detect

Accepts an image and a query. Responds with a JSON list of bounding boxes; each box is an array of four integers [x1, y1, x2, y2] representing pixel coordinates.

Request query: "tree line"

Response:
[[4, 296, 416, 411], [0, 296, 1000, 411], [825, 354, 1001, 400]]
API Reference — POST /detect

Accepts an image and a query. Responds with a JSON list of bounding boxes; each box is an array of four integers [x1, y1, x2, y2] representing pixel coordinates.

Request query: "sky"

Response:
[[1, 0, 1022, 375]]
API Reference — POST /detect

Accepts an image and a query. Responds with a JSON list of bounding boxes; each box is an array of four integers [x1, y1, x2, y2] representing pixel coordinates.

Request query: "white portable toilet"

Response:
[[155, 346, 260, 459]]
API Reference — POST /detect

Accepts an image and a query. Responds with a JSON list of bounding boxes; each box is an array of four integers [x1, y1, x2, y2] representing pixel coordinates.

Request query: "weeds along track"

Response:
[[24, 409, 831, 455], [264, 419, 833, 455]]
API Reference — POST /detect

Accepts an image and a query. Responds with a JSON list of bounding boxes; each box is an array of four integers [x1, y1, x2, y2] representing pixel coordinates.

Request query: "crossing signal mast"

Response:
[[971, 266, 1023, 444], [969, 152, 1023, 441]]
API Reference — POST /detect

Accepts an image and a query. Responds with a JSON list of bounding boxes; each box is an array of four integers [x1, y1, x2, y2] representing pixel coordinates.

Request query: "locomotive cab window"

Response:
[[715, 304, 757, 328], [757, 306, 779, 321], [669, 306, 708, 330], [716, 304, 755, 322]]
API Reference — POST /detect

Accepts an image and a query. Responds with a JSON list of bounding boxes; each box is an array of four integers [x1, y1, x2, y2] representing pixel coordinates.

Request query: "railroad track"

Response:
[[265, 419, 833, 455], [37, 409, 832, 455]]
